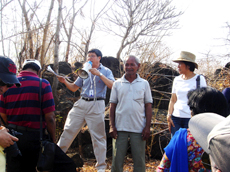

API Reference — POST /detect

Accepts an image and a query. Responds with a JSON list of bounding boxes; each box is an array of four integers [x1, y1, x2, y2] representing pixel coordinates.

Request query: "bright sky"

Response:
[[1, 0, 229, 65], [165, 0, 230, 60], [98, 0, 230, 62]]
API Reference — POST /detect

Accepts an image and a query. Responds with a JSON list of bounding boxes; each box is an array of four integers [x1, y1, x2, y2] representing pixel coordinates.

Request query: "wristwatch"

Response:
[[167, 114, 172, 117], [99, 73, 103, 77]]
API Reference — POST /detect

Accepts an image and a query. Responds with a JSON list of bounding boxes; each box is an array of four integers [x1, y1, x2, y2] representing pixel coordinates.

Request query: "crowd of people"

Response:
[[0, 50, 229, 172]]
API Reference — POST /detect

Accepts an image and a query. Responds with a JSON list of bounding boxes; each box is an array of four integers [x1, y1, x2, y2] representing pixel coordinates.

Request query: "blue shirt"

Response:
[[75, 64, 115, 98], [164, 128, 188, 172], [222, 87, 230, 107]]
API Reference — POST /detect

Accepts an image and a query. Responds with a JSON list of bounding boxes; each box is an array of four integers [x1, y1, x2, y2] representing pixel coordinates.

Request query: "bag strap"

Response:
[[39, 78, 43, 142], [0, 114, 7, 127], [196, 75, 200, 89]]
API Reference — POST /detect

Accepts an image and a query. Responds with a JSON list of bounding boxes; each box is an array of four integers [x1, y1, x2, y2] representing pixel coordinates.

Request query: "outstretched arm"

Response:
[[57, 76, 80, 92]]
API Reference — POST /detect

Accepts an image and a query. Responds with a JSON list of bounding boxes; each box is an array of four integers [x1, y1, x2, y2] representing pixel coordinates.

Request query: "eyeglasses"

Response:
[[0, 80, 14, 88], [202, 152, 219, 170]]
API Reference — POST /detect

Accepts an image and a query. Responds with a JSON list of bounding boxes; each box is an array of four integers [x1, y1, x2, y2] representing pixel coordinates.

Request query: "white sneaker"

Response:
[[97, 169, 105, 172]]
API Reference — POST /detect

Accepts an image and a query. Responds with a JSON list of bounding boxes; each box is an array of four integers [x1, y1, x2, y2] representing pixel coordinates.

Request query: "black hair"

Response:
[[183, 61, 195, 72], [187, 87, 229, 117], [22, 63, 40, 72], [88, 49, 102, 57]]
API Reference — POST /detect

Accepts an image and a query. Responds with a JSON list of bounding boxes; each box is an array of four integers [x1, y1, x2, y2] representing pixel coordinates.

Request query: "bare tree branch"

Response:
[[102, 0, 182, 61], [40, 0, 55, 66]]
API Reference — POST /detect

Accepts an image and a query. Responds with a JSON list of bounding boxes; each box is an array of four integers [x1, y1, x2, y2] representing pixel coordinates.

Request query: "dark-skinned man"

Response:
[[109, 55, 153, 172]]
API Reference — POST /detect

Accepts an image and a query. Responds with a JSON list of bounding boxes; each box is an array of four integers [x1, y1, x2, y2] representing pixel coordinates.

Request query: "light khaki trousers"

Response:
[[57, 99, 107, 170]]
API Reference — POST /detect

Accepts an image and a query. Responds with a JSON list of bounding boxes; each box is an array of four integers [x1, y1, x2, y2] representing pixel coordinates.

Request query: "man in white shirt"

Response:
[[109, 55, 153, 172]]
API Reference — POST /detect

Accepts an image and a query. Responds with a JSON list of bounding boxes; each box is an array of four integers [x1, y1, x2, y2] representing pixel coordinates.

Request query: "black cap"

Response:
[[0, 56, 21, 87]]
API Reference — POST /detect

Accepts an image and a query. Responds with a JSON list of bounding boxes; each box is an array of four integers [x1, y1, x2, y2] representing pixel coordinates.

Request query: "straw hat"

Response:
[[173, 51, 198, 69]]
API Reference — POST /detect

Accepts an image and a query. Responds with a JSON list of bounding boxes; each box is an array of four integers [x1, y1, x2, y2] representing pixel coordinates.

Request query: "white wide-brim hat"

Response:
[[173, 51, 198, 69]]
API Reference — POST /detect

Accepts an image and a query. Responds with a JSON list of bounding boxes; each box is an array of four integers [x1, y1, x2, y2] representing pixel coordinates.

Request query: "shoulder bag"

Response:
[[36, 78, 56, 172], [196, 75, 200, 89]]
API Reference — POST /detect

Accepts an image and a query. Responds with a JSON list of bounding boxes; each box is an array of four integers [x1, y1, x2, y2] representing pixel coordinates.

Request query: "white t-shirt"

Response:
[[172, 74, 207, 118]]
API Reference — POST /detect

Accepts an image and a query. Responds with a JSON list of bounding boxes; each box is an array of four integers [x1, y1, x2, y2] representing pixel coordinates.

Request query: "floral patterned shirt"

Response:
[[156, 129, 211, 172]]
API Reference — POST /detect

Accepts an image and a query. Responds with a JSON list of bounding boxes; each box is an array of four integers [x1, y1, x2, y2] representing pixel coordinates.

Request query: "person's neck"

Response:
[[182, 71, 195, 80], [24, 69, 38, 76], [92, 62, 100, 68], [125, 73, 138, 83]]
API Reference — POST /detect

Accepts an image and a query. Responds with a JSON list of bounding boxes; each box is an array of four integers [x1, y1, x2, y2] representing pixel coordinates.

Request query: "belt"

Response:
[[81, 97, 105, 101], [8, 124, 40, 132]]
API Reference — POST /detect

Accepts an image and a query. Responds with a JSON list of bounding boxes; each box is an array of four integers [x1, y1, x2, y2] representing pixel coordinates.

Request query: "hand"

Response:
[[89, 68, 100, 76], [109, 126, 118, 139], [167, 115, 175, 133], [0, 126, 18, 148], [57, 75, 66, 83], [142, 126, 150, 140]]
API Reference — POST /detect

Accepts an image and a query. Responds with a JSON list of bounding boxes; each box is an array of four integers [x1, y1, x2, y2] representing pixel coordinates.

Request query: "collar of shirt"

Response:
[[97, 63, 102, 70], [17, 71, 39, 78], [121, 73, 142, 83]]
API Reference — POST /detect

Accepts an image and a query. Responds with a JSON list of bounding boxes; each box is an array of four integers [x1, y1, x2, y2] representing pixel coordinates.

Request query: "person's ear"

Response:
[[37, 69, 41, 77]]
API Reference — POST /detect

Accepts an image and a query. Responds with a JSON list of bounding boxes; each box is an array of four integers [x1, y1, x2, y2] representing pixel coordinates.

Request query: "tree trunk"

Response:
[[20, 0, 34, 59], [52, 0, 62, 107], [65, 0, 77, 63], [40, 0, 55, 66]]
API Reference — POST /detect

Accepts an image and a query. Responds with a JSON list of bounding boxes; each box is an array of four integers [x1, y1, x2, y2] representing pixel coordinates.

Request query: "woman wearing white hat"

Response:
[[167, 51, 207, 137]]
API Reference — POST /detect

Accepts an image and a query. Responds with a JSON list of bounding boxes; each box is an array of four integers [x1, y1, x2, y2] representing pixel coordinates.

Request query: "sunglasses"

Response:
[[202, 152, 219, 170], [0, 80, 14, 88]]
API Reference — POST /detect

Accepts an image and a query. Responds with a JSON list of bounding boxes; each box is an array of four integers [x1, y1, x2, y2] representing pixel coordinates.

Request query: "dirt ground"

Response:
[[72, 108, 167, 171], [76, 157, 160, 172]]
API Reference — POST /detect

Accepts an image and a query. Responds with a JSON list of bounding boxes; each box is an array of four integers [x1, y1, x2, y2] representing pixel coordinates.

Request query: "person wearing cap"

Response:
[[167, 51, 207, 137], [157, 87, 228, 172], [0, 56, 21, 94], [0, 59, 56, 172], [0, 56, 20, 172], [189, 113, 230, 172], [57, 48, 115, 172], [109, 55, 153, 172]]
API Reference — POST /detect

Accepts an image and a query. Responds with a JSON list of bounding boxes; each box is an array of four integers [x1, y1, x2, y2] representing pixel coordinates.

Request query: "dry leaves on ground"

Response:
[[76, 157, 160, 172]]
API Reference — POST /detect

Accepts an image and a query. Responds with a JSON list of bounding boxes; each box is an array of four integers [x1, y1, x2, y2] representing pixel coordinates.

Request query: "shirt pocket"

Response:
[[133, 89, 145, 103]]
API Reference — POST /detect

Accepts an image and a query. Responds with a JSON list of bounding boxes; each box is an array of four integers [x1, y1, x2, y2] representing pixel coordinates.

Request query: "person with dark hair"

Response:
[[0, 59, 56, 172], [156, 87, 228, 172], [0, 56, 20, 172], [167, 51, 207, 137], [57, 48, 115, 172], [189, 113, 230, 172], [188, 87, 229, 117]]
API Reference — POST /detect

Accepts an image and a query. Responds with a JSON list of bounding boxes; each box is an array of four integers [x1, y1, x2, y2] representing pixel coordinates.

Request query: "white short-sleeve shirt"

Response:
[[172, 74, 207, 118], [109, 74, 153, 133]]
